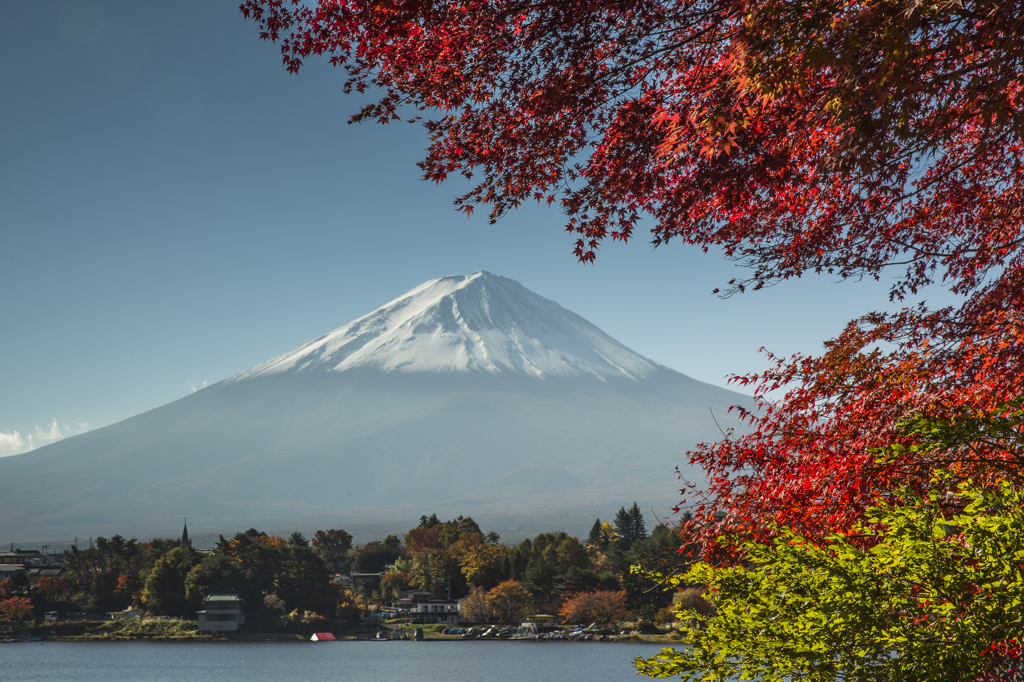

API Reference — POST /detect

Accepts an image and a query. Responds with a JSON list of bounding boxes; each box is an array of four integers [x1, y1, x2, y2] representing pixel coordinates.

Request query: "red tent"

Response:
[[310, 632, 336, 641]]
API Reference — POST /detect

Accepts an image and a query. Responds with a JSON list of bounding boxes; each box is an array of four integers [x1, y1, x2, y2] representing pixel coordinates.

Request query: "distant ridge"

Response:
[[0, 272, 750, 544]]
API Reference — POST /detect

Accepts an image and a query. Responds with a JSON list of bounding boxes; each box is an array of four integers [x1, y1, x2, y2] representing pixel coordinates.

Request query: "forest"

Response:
[[0, 503, 701, 633]]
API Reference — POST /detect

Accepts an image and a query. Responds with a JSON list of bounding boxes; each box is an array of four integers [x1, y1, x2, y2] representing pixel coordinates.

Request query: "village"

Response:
[[0, 508, 710, 642]]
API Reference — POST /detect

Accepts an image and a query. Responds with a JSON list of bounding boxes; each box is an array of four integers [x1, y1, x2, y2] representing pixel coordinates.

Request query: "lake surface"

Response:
[[0, 640, 671, 682]]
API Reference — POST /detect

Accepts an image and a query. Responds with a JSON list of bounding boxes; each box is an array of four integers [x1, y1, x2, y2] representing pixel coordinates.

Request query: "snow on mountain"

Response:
[[229, 271, 659, 381], [0, 272, 751, 544]]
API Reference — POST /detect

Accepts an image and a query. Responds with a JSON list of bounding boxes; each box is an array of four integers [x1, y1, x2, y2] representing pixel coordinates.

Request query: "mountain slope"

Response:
[[0, 272, 749, 543], [231, 271, 659, 380]]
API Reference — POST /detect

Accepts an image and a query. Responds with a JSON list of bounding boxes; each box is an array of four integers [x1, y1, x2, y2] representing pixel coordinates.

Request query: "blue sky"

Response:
[[0, 1, 935, 456]]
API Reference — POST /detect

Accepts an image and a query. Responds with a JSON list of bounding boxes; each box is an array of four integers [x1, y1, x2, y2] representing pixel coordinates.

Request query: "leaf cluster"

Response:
[[640, 475, 1024, 682]]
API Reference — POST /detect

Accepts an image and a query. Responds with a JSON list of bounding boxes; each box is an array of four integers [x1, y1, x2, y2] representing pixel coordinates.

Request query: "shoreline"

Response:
[[4, 630, 676, 645]]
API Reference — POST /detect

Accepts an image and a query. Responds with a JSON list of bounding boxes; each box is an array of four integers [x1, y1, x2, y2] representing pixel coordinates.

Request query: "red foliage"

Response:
[[680, 301, 1024, 547], [559, 589, 628, 624], [34, 576, 70, 601], [402, 526, 441, 552], [241, 0, 1024, 296], [0, 596, 33, 623], [241, 1, 1024, 547]]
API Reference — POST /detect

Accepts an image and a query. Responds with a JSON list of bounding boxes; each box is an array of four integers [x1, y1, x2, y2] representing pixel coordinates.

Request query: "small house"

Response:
[[412, 599, 461, 626], [197, 594, 246, 633], [107, 606, 142, 621]]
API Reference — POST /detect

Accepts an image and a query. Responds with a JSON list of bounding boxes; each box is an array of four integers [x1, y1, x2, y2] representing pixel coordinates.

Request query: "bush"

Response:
[[674, 587, 715, 617]]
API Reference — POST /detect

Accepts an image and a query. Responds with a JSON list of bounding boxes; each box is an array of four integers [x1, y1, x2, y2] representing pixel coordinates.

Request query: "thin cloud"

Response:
[[0, 430, 27, 456], [188, 380, 208, 394], [0, 419, 89, 457]]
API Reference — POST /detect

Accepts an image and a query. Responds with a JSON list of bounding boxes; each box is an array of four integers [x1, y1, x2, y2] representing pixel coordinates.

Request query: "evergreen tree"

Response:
[[628, 503, 648, 544], [586, 518, 603, 555], [522, 555, 558, 606], [453, 515, 481, 535], [614, 506, 634, 551], [275, 543, 335, 614]]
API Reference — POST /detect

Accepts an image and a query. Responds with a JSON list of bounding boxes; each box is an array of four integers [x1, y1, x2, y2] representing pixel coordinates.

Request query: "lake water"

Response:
[[0, 640, 672, 682]]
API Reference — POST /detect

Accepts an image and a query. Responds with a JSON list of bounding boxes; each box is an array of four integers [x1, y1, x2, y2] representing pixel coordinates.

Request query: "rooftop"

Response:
[[204, 594, 244, 603]]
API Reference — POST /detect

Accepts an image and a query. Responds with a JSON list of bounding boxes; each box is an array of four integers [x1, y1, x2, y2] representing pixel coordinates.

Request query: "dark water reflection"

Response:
[[1, 640, 670, 682]]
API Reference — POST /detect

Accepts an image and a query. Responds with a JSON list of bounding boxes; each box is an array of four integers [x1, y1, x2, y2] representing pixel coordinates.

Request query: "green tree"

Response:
[[418, 513, 441, 529], [142, 545, 200, 617], [614, 503, 646, 551], [352, 541, 400, 574], [586, 518, 604, 556], [311, 528, 354, 572], [183, 553, 245, 611], [382, 534, 401, 552], [408, 548, 462, 598], [183, 564, 210, 612], [214, 529, 288, 618], [562, 565, 601, 595], [522, 555, 558, 607], [638, 475, 1024, 682], [640, 404, 1024, 681], [275, 543, 336, 615], [62, 534, 145, 612], [622, 525, 684, 618], [628, 503, 648, 545]]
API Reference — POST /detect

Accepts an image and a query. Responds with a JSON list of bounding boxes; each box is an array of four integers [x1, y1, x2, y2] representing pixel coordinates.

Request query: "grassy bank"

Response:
[[10, 618, 677, 643]]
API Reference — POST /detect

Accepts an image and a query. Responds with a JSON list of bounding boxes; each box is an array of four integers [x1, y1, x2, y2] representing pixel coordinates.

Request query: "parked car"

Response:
[[44, 612, 59, 622]]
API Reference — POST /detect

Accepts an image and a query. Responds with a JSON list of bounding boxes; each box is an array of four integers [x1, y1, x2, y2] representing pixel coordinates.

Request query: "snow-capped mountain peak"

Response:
[[229, 271, 662, 381]]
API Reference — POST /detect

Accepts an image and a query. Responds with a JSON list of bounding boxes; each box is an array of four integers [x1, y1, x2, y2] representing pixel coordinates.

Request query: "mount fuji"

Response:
[[0, 272, 750, 543]]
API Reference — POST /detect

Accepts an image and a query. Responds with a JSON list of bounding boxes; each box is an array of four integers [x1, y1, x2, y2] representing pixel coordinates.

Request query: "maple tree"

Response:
[[34, 576, 70, 602], [0, 596, 33, 626], [486, 580, 529, 624], [241, 0, 1024, 542], [637, 403, 1024, 682], [558, 589, 628, 624]]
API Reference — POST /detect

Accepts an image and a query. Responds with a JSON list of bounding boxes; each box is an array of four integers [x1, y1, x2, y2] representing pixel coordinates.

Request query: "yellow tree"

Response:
[[487, 580, 529, 625], [489, 577, 532, 622], [462, 587, 491, 623], [458, 542, 507, 590]]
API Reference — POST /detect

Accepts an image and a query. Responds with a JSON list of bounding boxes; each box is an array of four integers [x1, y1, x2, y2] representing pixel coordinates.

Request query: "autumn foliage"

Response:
[[486, 580, 529, 625], [241, 0, 1024, 548], [0, 596, 33, 625], [559, 589, 628, 625], [34, 576, 70, 601]]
